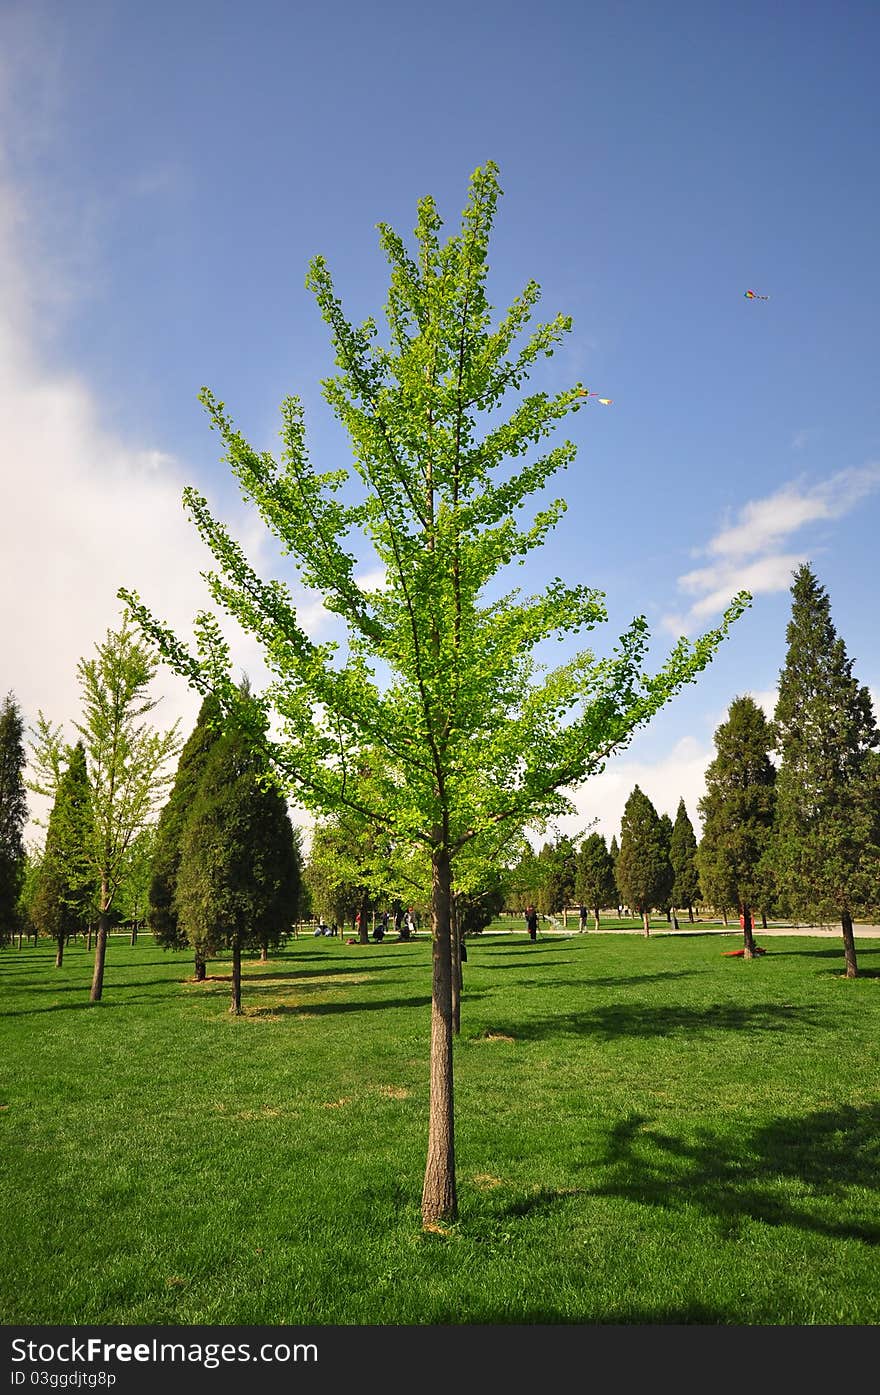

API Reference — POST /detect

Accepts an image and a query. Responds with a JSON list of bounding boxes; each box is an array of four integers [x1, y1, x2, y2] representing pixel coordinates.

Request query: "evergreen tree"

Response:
[[670, 797, 700, 923], [658, 811, 677, 926], [149, 694, 223, 979], [698, 695, 776, 958], [771, 565, 880, 978], [616, 786, 669, 935], [575, 832, 616, 930], [534, 835, 578, 925], [31, 742, 95, 966], [609, 834, 622, 916], [175, 721, 301, 1014], [0, 692, 28, 945]]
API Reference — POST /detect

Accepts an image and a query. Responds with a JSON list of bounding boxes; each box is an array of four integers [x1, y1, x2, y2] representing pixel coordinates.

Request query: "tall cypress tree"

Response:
[[670, 797, 700, 923], [698, 696, 776, 958], [658, 811, 677, 926], [32, 742, 96, 966], [175, 719, 301, 1014], [149, 694, 223, 979], [575, 832, 616, 930], [0, 692, 28, 946], [609, 834, 622, 916], [771, 565, 880, 978], [616, 785, 669, 935]]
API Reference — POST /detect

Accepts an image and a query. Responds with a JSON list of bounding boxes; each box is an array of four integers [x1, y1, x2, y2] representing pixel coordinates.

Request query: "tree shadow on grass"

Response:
[[237, 994, 435, 1017], [495, 1103, 880, 1250], [498, 1002, 827, 1043]]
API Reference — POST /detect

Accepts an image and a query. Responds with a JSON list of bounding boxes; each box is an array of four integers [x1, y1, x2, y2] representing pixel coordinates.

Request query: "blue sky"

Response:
[[2, 0, 878, 844]]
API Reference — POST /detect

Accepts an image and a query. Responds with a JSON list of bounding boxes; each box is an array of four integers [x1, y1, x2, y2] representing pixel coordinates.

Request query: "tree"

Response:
[[670, 798, 700, 923], [175, 721, 301, 1014], [609, 834, 622, 916], [697, 696, 776, 958], [0, 692, 28, 946], [534, 834, 578, 924], [149, 694, 224, 978], [615, 786, 670, 935], [575, 832, 616, 929], [121, 162, 745, 1225], [29, 619, 181, 1002], [31, 741, 95, 966], [658, 811, 677, 926], [771, 565, 880, 978], [116, 825, 156, 945]]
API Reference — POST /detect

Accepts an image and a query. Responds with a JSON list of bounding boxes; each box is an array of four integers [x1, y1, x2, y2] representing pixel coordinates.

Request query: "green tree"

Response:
[[534, 834, 578, 925], [670, 797, 700, 922], [28, 619, 181, 1002], [175, 721, 301, 1014], [697, 696, 776, 958], [771, 565, 880, 978], [149, 694, 224, 978], [116, 825, 157, 945], [31, 742, 95, 966], [0, 692, 28, 946], [658, 811, 677, 926], [121, 162, 745, 1225], [575, 831, 616, 929], [609, 834, 622, 915], [616, 786, 669, 935]]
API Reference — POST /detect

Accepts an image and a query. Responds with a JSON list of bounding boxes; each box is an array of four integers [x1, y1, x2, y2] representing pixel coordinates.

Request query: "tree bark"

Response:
[[841, 909, 859, 979], [721, 908, 728, 927], [194, 951, 206, 982], [231, 941, 243, 1014], [672, 910, 680, 930], [688, 906, 694, 923], [357, 894, 369, 945], [421, 844, 457, 1227], [593, 908, 600, 931], [260, 945, 268, 963], [55, 936, 64, 968], [741, 904, 756, 959], [90, 899, 110, 1002], [642, 909, 651, 936]]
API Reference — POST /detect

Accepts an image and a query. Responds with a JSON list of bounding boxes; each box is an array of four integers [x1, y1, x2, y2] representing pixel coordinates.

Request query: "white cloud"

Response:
[[552, 735, 714, 844], [663, 467, 880, 635], [0, 169, 327, 838]]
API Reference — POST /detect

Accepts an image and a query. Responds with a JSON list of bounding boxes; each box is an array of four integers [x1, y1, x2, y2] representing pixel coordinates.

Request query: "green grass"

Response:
[[2, 925, 879, 1325]]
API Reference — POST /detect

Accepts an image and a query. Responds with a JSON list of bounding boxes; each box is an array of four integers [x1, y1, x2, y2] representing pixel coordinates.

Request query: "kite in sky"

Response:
[[577, 389, 613, 405], [744, 288, 770, 300]]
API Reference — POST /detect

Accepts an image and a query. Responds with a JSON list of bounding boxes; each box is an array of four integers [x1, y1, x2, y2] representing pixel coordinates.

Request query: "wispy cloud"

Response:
[[663, 466, 880, 634]]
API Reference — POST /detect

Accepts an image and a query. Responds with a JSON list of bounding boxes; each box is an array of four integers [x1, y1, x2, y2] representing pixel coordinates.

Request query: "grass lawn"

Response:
[[2, 924, 879, 1325]]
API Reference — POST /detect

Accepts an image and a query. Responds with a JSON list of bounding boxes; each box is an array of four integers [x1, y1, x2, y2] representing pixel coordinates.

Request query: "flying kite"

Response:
[[744, 289, 770, 300], [577, 389, 613, 405]]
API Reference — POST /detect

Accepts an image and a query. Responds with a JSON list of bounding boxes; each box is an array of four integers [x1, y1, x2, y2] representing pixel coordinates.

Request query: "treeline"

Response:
[[0, 621, 304, 1013]]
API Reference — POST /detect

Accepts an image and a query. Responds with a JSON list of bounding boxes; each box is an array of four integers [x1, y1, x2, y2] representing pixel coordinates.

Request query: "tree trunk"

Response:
[[593, 908, 600, 931], [721, 908, 728, 926], [357, 894, 369, 945], [642, 910, 651, 936], [55, 936, 64, 968], [688, 906, 694, 923], [90, 897, 110, 1002], [17, 929, 23, 949], [230, 941, 243, 1014], [260, 944, 268, 963], [194, 951, 206, 982], [741, 904, 756, 959], [130, 924, 137, 946], [421, 844, 457, 1228], [562, 907, 568, 930], [841, 909, 859, 979]]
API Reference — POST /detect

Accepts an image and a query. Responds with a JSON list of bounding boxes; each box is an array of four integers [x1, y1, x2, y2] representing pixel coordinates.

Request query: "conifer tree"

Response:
[[698, 696, 776, 958], [658, 811, 677, 926], [0, 692, 28, 945], [149, 694, 223, 979], [609, 834, 622, 916], [616, 786, 669, 935], [575, 831, 616, 929], [771, 565, 880, 978], [32, 741, 95, 966], [670, 797, 700, 922], [121, 162, 745, 1225], [175, 720, 301, 1014]]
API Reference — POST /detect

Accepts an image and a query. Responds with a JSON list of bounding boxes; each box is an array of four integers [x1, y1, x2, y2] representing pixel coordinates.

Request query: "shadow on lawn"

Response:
[[568, 1104, 880, 1247], [496, 1103, 880, 1249], [504, 1002, 827, 1042]]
